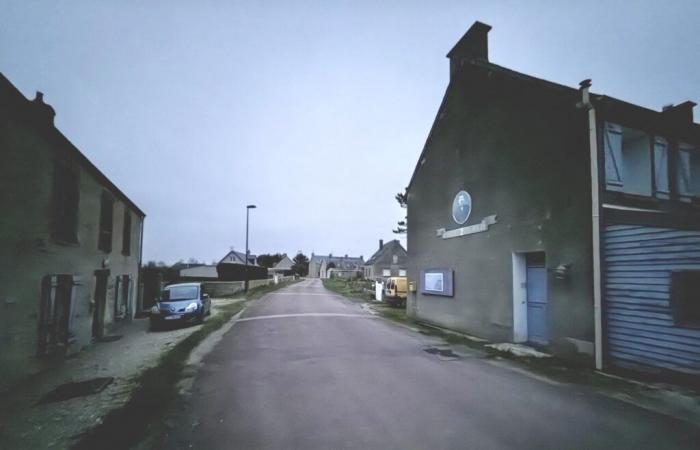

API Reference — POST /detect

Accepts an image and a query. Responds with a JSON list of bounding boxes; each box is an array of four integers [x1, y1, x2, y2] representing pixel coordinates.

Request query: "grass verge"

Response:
[[70, 280, 298, 450], [322, 278, 374, 302]]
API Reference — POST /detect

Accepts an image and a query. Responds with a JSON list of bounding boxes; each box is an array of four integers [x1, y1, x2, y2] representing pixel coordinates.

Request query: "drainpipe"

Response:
[[578, 79, 603, 370]]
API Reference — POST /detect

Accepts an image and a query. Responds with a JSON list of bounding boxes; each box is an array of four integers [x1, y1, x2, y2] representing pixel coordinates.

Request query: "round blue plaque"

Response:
[[452, 191, 472, 225]]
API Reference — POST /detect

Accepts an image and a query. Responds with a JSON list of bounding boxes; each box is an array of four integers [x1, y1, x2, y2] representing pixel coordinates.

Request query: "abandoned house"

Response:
[[0, 73, 145, 391], [363, 239, 408, 280], [406, 22, 700, 378]]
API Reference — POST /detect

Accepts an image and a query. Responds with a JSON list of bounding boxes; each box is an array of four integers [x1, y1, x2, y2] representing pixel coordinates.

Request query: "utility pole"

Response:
[[245, 204, 256, 292]]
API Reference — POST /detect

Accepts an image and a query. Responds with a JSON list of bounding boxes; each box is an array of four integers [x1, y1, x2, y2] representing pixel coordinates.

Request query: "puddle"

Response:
[[423, 346, 459, 360], [36, 377, 114, 405]]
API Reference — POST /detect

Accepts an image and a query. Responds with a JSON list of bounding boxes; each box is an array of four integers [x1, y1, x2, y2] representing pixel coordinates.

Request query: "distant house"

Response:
[[363, 240, 408, 280], [269, 254, 294, 276], [0, 73, 145, 390], [308, 254, 364, 279], [216, 249, 267, 281]]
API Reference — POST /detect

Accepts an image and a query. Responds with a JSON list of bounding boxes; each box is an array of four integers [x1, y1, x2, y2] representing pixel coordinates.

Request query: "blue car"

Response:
[[150, 282, 211, 329]]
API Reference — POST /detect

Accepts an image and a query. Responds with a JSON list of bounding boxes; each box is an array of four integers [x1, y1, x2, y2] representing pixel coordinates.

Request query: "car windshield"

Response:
[[163, 285, 198, 301]]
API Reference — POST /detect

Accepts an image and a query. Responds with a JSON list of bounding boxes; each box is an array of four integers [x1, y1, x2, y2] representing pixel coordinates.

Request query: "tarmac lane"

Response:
[[162, 279, 700, 450]]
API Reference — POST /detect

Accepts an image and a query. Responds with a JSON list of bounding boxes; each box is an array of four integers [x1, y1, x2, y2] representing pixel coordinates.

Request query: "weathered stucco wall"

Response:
[[406, 65, 594, 359], [0, 109, 143, 391]]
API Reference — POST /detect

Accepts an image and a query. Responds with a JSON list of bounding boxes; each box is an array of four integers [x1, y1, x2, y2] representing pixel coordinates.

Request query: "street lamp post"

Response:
[[245, 204, 256, 292]]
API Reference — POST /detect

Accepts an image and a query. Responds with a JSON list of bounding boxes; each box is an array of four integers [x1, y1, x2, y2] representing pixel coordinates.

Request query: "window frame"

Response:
[[50, 160, 80, 244], [122, 208, 132, 256], [98, 191, 114, 253]]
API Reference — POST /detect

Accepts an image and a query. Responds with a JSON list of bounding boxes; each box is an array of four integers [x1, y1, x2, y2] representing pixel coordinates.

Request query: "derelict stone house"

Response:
[[0, 73, 145, 390], [407, 22, 700, 377], [363, 239, 408, 280]]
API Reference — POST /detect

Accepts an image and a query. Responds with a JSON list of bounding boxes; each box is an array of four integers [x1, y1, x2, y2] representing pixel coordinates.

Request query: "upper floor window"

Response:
[[122, 209, 132, 256], [677, 143, 700, 201], [98, 192, 114, 253], [50, 161, 80, 243], [604, 123, 652, 196]]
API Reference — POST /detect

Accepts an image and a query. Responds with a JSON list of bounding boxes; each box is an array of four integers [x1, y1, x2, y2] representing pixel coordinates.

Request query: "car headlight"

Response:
[[185, 302, 198, 313], [150, 306, 159, 314]]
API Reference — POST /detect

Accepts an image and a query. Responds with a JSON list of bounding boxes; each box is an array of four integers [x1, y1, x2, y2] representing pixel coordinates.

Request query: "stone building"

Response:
[[363, 239, 407, 280], [0, 73, 145, 391], [406, 22, 700, 377]]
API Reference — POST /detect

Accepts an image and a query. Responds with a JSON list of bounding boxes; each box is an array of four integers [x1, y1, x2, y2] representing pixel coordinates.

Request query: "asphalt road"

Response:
[[162, 279, 700, 450]]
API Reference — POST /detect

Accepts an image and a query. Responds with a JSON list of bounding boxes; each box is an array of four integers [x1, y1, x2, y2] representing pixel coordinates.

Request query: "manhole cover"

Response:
[[424, 347, 459, 360], [37, 377, 114, 405]]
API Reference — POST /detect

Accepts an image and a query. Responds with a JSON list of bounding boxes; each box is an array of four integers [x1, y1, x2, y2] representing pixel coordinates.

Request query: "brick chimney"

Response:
[[447, 21, 492, 78]]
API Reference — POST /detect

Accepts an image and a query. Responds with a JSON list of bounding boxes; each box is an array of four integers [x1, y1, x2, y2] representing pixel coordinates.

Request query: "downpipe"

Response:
[[577, 79, 604, 371]]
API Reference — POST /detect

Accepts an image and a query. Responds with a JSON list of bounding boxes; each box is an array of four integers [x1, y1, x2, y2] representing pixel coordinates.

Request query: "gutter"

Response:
[[577, 79, 604, 370]]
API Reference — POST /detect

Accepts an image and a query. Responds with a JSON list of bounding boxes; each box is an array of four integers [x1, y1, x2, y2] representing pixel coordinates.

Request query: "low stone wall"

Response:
[[163, 276, 296, 299]]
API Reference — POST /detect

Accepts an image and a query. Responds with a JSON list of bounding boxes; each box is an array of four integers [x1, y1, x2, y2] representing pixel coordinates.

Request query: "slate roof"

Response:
[[272, 255, 294, 270], [309, 254, 364, 269], [365, 240, 407, 266], [219, 250, 258, 266]]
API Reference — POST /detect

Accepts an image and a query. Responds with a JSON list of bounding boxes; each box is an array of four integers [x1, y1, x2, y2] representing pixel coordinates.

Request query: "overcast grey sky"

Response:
[[2, 1, 698, 264]]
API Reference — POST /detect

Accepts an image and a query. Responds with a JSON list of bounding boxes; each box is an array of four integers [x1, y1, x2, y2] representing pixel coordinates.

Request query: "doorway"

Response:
[[525, 252, 548, 345], [512, 252, 549, 345], [92, 270, 109, 339]]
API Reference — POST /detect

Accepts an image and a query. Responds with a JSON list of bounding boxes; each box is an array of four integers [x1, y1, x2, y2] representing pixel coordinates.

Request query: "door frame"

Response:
[[512, 253, 528, 343]]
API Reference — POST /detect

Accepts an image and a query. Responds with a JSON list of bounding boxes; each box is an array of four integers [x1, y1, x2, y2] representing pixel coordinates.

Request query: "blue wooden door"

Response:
[[526, 254, 548, 345]]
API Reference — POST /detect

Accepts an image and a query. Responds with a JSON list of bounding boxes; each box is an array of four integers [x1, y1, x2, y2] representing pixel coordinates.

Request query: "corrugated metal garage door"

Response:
[[604, 224, 700, 375]]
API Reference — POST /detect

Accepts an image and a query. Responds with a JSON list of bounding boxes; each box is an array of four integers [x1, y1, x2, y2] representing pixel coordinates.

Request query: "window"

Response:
[[50, 161, 80, 243], [122, 209, 132, 255], [382, 269, 391, 277], [114, 275, 131, 320], [670, 271, 700, 327], [399, 269, 407, 277], [38, 274, 75, 356], [653, 137, 670, 199], [98, 192, 114, 252], [604, 123, 652, 196], [677, 143, 700, 201]]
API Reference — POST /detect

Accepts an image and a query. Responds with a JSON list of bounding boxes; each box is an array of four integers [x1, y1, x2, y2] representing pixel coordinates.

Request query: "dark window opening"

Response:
[[122, 209, 132, 255], [670, 271, 700, 327], [50, 162, 80, 243], [98, 192, 114, 253]]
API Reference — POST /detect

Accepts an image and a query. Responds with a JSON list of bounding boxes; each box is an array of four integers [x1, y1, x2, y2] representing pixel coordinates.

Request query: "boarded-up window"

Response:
[[670, 271, 700, 327], [122, 209, 132, 256], [98, 192, 114, 252], [677, 143, 700, 201], [51, 161, 80, 243]]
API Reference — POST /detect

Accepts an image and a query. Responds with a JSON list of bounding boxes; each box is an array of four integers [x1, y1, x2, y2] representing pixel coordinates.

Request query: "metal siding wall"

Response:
[[604, 224, 700, 374]]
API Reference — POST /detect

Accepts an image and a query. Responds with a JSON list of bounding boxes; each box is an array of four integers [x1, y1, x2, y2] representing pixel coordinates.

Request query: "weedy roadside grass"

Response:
[[70, 281, 298, 450], [322, 278, 373, 302]]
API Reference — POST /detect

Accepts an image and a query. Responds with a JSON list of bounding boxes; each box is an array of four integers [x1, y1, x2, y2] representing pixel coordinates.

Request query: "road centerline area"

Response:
[[236, 312, 378, 322], [163, 279, 700, 450]]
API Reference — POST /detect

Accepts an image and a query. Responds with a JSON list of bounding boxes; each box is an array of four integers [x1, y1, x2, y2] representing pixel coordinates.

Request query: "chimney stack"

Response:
[[661, 101, 696, 126], [379, 239, 384, 250], [447, 21, 492, 78], [32, 91, 56, 125]]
